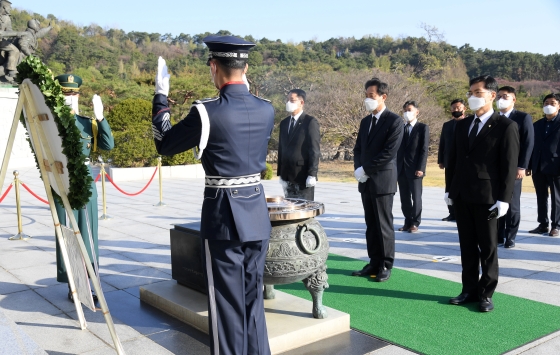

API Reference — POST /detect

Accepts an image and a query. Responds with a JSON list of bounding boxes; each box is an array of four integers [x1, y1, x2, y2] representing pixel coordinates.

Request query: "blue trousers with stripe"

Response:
[[203, 239, 271, 355]]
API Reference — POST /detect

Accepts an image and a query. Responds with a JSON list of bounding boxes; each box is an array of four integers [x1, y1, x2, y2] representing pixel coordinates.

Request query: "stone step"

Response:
[[0, 310, 48, 355]]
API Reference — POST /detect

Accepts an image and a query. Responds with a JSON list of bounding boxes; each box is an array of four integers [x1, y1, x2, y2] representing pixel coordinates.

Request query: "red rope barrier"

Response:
[[104, 166, 158, 196], [94, 173, 101, 183], [20, 182, 49, 205], [0, 184, 13, 203]]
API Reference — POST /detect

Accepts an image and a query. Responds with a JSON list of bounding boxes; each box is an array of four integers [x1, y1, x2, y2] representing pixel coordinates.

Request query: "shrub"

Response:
[[261, 162, 273, 180], [99, 98, 196, 167]]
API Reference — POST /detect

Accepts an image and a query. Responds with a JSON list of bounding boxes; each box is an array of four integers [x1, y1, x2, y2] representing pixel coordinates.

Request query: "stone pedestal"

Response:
[[140, 281, 350, 354], [0, 86, 36, 169]]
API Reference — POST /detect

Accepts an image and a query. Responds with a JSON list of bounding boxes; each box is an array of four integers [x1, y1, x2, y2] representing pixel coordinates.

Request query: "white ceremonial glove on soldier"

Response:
[[354, 166, 369, 183], [306, 176, 317, 187], [444, 192, 453, 206], [92, 94, 104, 122], [155, 56, 171, 96], [489, 200, 509, 218]]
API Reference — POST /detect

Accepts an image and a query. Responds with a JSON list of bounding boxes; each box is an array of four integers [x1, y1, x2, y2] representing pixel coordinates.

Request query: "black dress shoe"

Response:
[[479, 297, 494, 312], [529, 225, 549, 234], [449, 292, 478, 305], [442, 215, 456, 222], [504, 239, 515, 248], [398, 224, 410, 232], [376, 268, 391, 282], [351, 264, 377, 276], [68, 289, 99, 303], [550, 229, 560, 237]]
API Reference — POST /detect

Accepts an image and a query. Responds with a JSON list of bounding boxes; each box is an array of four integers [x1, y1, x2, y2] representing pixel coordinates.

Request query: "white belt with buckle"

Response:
[[205, 173, 261, 188]]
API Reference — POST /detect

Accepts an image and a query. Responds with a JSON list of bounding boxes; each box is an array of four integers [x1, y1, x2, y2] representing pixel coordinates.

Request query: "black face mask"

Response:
[[451, 111, 463, 118]]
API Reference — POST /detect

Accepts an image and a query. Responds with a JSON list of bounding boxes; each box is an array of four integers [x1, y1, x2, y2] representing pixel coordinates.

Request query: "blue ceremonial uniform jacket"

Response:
[[152, 83, 275, 242]]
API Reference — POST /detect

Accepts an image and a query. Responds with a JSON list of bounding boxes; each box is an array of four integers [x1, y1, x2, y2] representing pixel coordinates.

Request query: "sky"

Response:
[[15, 0, 560, 55]]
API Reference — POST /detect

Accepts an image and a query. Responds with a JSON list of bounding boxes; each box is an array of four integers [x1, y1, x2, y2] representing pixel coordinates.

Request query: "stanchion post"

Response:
[[9, 170, 31, 241], [99, 160, 112, 220], [154, 156, 166, 207]]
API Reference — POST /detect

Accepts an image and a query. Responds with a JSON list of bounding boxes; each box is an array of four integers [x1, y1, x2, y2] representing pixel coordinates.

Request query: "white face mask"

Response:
[[403, 111, 416, 122], [64, 95, 79, 115], [364, 98, 379, 112], [468, 96, 487, 111], [497, 98, 513, 110], [286, 101, 299, 113], [544, 105, 558, 115]]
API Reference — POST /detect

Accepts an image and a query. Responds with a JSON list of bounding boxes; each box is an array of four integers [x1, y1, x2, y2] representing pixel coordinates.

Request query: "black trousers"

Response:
[[397, 173, 423, 227], [498, 178, 522, 242], [447, 204, 456, 218], [285, 182, 314, 201], [203, 239, 271, 355], [532, 170, 560, 229], [360, 183, 395, 270], [454, 199, 499, 298]]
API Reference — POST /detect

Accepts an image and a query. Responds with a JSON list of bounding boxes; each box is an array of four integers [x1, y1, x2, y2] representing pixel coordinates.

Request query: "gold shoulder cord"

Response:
[[91, 119, 98, 152]]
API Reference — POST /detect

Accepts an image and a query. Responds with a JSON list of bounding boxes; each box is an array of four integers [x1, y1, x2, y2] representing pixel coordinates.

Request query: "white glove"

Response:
[[92, 94, 104, 122], [242, 73, 250, 90], [156, 56, 170, 96], [306, 176, 317, 187], [354, 166, 369, 183], [444, 192, 453, 206], [489, 200, 509, 218], [279, 177, 288, 190]]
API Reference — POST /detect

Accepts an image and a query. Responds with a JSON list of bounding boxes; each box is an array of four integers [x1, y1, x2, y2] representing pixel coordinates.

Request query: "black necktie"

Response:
[[288, 117, 295, 135], [369, 115, 377, 135], [469, 117, 481, 149], [404, 124, 411, 143]]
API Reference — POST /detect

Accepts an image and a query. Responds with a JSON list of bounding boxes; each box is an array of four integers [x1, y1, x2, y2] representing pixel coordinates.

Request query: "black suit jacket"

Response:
[[507, 109, 534, 169], [445, 112, 519, 204], [438, 119, 457, 168], [277, 112, 321, 188], [353, 109, 404, 194], [397, 121, 429, 178], [529, 113, 560, 175]]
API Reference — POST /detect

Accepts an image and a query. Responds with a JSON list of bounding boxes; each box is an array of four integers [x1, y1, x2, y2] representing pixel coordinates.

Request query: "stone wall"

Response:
[[0, 87, 36, 170]]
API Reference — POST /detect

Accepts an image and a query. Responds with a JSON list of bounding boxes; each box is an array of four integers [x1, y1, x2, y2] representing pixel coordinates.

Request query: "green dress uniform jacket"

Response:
[[55, 114, 114, 283]]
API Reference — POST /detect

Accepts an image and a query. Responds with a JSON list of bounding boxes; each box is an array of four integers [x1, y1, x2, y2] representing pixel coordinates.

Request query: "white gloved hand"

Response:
[[444, 192, 453, 206], [242, 73, 250, 91], [354, 166, 369, 183], [279, 177, 288, 190], [489, 200, 509, 218], [156, 56, 170, 96], [92, 94, 104, 122], [306, 176, 317, 187]]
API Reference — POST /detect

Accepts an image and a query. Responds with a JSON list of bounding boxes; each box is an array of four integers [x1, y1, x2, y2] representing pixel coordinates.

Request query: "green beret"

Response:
[[55, 74, 82, 93]]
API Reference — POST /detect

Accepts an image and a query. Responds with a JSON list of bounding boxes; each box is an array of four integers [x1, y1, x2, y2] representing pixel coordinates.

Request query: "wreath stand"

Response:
[[0, 80, 125, 354]]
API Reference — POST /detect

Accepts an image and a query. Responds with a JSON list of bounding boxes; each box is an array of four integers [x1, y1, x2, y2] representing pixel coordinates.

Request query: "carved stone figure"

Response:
[[0, 1, 52, 83]]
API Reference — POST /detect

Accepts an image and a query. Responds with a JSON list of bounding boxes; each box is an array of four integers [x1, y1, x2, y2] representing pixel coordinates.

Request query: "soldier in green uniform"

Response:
[[53, 74, 114, 301]]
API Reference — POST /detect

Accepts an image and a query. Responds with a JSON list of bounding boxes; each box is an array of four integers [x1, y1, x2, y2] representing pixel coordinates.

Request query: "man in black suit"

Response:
[[352, 77, 403, 282], [397, 100, 429, 233], [277, 89, 321, 200], [445, 75, 519, 312], [496, 86, 534, 248], [527, 93, 560, 237], [438, 99, 466, 222]]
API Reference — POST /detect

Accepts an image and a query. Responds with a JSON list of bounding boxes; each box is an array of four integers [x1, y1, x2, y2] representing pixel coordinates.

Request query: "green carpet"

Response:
[[276, 254, 560, 355]]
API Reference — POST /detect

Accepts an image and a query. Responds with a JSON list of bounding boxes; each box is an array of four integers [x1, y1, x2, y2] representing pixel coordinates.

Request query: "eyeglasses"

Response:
[[466, 90, 491, 98]]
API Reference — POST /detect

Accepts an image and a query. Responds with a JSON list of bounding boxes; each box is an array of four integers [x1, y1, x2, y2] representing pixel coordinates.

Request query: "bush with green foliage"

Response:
[[100, 98, 196, 167], [261, 163, 273, 180]]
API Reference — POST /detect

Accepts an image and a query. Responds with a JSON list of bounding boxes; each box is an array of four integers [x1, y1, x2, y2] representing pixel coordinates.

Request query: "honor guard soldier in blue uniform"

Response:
[[151, 35, 274, 355], [54, 74, 115, 301]]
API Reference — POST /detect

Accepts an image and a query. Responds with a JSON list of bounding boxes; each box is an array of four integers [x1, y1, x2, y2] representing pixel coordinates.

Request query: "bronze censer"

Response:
[[264, 196, 329, 319]]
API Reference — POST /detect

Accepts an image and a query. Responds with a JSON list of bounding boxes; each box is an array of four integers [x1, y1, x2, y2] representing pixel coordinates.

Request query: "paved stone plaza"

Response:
[[1, 165, 560, 354]]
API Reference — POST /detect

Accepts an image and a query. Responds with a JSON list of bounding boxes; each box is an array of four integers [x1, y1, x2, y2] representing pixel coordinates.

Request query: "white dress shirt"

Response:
[[469, 109, 494, 135], [369, 107, 386, 133], [500, 107, 514, 118]]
